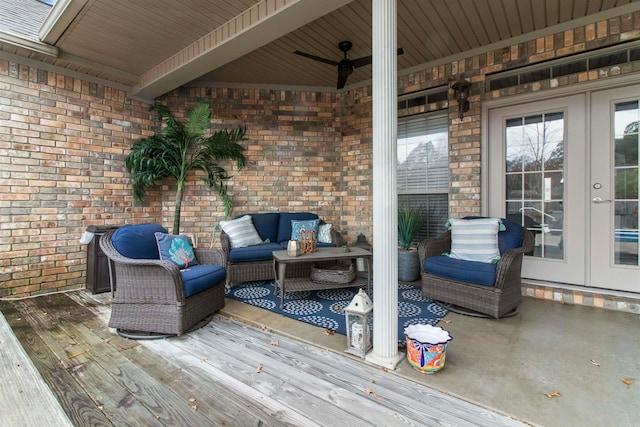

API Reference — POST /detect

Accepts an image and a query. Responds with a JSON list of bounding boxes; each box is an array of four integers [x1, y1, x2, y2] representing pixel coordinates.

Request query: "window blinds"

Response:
[[397, 112, 449, 193]]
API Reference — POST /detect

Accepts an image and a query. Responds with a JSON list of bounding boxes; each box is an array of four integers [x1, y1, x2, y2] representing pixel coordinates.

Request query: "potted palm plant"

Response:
[[126, 102, 247, 234], [398, 203, 425, 282]]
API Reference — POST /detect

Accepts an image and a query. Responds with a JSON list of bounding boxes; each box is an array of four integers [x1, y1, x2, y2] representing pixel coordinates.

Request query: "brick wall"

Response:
[[336, 86, 374, 242], [0, 62, 157, 297], [156, 87, 344, 242], [1, 10, 639, 298]]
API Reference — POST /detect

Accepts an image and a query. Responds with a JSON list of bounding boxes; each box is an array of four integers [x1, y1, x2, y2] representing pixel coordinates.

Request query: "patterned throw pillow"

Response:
[[219, 215, 264, 249], [290, 219, 320, 241], [154, 232, 198, 269], [448, 218, 501, 263], [318, 223, 332, 243]]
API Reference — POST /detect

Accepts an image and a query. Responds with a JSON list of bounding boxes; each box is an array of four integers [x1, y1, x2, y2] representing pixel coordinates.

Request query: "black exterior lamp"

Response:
[[450, 79, 471, 119]]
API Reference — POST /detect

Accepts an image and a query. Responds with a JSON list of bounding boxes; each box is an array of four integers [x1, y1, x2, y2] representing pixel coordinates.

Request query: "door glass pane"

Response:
[[613, 101, 639, 266], [505, 112, 565, 259]]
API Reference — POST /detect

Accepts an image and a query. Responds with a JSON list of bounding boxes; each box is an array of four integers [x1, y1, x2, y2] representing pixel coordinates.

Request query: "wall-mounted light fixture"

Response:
[[450, 79, 471, 119]]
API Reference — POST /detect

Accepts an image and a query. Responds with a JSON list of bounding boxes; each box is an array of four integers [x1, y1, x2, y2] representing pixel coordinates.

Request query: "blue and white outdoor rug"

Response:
[[225, 281, 448, 344]]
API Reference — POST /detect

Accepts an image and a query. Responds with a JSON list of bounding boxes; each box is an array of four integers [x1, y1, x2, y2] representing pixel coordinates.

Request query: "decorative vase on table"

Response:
[[287, 240, 301, 257]]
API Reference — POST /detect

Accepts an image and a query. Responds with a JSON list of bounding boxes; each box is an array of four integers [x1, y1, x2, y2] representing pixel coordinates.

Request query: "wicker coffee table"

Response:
[[272, 247, 372, 308]]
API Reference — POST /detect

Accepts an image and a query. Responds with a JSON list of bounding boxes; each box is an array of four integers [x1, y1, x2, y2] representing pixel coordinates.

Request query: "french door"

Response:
[[590, 87, 639, 292], [488, 88, 639, 292], [488, 95, 587, 285]]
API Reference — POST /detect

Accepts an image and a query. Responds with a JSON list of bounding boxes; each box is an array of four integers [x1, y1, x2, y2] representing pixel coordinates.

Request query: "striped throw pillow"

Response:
[[220, 215, 264, 249], [448, 218, 501, 263]]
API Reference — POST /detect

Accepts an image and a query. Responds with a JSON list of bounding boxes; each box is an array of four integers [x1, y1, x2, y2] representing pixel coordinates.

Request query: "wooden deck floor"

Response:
[[0, 292, 525, 426]]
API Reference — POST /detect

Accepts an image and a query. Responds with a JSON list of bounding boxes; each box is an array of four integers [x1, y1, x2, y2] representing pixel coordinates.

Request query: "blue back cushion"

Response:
[[423, 255, 497, 286], [463, 216, 523, 254], [112, 223, 167, 259], [181, 265, 225, 297], [497, 218, 523, 253], [276, 212, 319, 243], [247, 213, 280, 242]]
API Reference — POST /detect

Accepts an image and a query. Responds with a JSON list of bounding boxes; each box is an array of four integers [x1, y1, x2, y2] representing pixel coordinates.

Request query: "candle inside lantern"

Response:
[[351, 321, 363, 350]]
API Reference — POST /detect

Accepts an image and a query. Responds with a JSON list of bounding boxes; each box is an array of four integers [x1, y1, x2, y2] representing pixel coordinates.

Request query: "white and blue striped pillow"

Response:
[[219, 215, 264, 249], [448, 218, 501, 263]]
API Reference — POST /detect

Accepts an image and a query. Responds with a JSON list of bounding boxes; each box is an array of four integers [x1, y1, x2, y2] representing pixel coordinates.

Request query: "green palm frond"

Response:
[[198, 126, 247, 169], [186, 102, 212, 136], [150, 103, 178, 129]]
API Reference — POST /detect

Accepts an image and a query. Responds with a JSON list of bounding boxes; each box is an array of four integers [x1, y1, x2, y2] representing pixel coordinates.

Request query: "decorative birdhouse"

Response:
[[344, 289, 373, 358]]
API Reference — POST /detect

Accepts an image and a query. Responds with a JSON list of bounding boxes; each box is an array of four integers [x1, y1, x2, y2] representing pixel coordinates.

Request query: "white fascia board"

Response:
[[0, 30, 58, 56], [39, 0, 89, 45]]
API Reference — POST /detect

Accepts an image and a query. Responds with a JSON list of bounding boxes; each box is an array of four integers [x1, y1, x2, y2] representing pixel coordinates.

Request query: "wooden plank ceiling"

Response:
[[2, 0, 638, 96], [203, 0, 639, 88]]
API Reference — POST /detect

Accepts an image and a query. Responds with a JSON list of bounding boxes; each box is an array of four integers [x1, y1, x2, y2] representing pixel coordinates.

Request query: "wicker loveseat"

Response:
[[100, 223, 226, 336], [220, 212, 344, 287], [418, 217, 534, 318]]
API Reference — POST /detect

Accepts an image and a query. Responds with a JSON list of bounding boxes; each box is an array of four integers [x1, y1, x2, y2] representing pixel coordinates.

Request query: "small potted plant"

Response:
[[398, 203, 425, 282]]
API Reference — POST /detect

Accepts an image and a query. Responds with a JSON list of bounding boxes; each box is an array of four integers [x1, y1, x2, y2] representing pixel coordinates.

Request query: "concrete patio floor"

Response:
[[221, 287, 640, 427]]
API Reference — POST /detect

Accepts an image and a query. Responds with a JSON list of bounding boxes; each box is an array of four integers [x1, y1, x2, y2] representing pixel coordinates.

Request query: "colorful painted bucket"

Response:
[[404, 324, 452, 374]]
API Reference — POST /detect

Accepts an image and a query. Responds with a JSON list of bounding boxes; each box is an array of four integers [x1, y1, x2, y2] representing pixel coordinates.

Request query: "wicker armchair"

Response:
[[418, 220, 534, 318], [100, 224, 226, 337]]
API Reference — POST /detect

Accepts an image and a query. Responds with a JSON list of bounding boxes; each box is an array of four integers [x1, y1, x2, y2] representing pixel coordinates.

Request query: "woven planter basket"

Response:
[[310, 262, 355, 284]]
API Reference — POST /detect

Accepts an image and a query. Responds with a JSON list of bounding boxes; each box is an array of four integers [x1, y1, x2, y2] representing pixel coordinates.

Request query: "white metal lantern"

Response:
[[344, 289, 373, 358]]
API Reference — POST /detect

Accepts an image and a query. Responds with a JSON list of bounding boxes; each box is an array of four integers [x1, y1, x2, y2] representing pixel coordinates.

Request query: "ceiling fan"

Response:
[[293, 41, 404, 89]]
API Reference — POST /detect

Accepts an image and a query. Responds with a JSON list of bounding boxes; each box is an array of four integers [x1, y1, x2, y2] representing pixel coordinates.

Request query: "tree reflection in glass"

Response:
[[505, 112, 564, 260]]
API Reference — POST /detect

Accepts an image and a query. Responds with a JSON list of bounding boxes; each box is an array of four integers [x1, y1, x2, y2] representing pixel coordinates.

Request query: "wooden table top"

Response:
[[272, 246, 372, 262]]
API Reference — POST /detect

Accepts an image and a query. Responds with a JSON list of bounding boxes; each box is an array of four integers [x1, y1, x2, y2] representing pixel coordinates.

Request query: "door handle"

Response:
[[592, 197, 612, 204]]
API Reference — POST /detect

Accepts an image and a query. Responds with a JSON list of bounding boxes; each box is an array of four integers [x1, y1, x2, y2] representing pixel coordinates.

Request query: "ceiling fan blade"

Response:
[[336, 68, 350, 89], [293, 51, 339, 66], [351, 55, 372, 68]]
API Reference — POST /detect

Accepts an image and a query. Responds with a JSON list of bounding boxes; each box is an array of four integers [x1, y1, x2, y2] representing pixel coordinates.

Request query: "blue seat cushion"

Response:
[[276, 212, 319, 243], [423, 255, 497, 286], [112, 223, 167, 259], [181, 265, 226, 298], [247, 212, 280, 242], [229, 243, 283, 262]]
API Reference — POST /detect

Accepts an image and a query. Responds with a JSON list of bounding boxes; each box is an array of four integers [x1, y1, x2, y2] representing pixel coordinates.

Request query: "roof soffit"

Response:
[[132, 0, 354, 100]]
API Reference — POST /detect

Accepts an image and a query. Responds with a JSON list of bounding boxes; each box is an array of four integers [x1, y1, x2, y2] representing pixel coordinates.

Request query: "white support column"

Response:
[[365, 0, 404, 369]]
